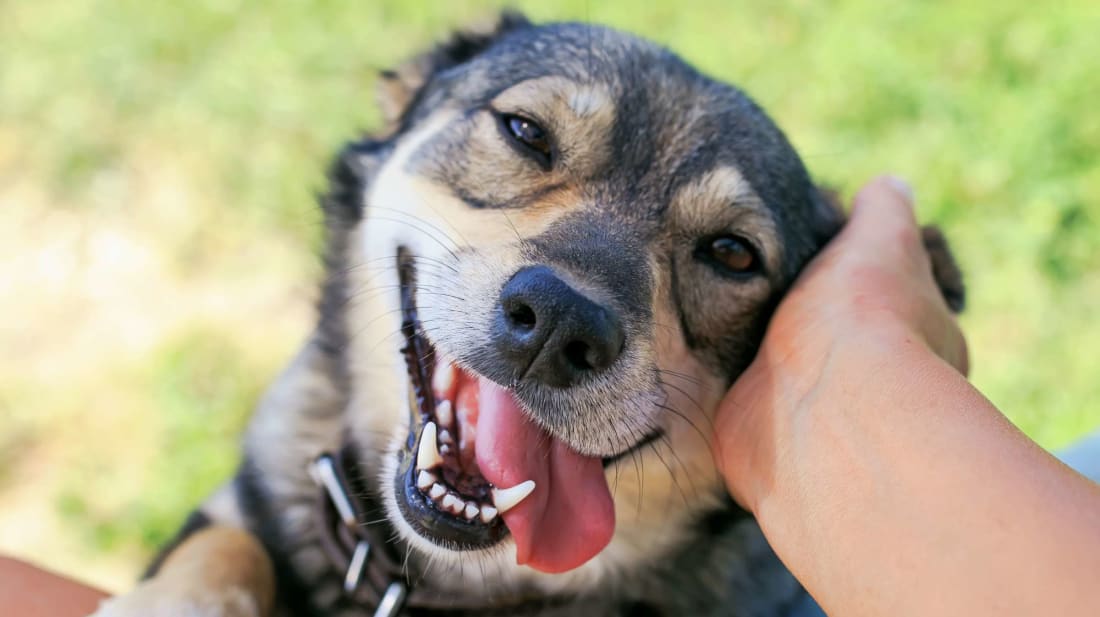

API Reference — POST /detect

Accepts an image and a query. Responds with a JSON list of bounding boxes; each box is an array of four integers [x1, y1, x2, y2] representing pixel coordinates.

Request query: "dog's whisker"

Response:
[[495, 208, 526, 247], [339, 308, 445, 356], [364, 199, 473, 252], [360, 209, 465, 262], [338, 261, 460, 303], [361, 204, 467, 257], [317, 249, 458, 301], [652, 419, 703, 501], [656, 377, 714, 434], [346, 315, 457, 361], [655, 367, 704, 387]]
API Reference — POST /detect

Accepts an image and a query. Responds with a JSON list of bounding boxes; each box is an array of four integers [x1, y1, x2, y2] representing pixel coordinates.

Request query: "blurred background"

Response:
[[2, 0, 1098, 592]]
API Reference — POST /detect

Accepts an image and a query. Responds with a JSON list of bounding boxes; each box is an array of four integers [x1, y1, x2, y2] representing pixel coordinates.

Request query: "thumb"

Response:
[[837, 175, 923, 263]]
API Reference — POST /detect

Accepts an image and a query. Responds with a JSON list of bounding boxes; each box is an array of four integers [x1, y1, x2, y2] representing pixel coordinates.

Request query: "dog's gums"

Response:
[[412, 365, 537, 524], [419, 362, 539, 522]]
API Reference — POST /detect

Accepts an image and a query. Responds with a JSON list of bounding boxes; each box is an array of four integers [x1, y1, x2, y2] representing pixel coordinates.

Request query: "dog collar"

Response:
[[310, 445, 564, 616], [310, 449, 408, 617]]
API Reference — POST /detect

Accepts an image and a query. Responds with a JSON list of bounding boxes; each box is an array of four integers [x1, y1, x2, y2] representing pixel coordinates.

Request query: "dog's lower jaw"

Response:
[[377, 424, 520, 588], [368, 413, 731, 599]]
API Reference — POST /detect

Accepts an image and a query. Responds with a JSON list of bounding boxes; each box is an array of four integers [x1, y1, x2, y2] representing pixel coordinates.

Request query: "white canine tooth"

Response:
[[490, 480, 536, 514], [479, 505, 498, 524], [438, 429, 454, 445], [416, 422, 443, 470], [433, 361, 456, 396], [416, 470, 436, 491], [464, 503, 479, 520], [436, 400, 454, 427], [429, 483, 446, 500]]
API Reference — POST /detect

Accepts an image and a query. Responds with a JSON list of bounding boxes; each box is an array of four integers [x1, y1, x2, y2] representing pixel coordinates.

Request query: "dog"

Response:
[[94, 13, 963, 617]]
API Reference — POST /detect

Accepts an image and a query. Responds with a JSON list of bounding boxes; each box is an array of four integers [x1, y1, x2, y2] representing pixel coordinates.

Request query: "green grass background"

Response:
[[1, 0, 1097, 590]]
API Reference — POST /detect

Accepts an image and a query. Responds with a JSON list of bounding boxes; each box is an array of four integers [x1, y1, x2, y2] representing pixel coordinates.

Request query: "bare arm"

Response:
[[0, 557, 108, 617], [714, 176, 1100, 617]]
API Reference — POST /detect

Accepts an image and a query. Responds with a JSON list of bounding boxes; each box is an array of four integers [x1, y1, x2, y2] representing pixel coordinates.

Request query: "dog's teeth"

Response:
[[490, 480, 536, 514], [416, 422, 443, 470], [438, 429, 454, 445], [433, 361, 456, 397], [436, 400, 454, 427], [416, 470, 436, 491], [442, 493, 462, 514], [429, 483, 446, 500], [479, 505, 498, 524], [439, 444, 452, 456], [452, 497, 467, 516], [463, 502, 479, 520]]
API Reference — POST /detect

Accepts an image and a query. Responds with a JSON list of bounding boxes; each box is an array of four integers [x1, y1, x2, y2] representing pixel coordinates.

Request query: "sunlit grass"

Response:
[[1, 0, 1097, 591]]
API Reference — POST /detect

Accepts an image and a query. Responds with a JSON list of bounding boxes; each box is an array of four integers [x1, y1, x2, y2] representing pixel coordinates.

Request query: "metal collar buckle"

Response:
[[310, 453, 408, 617]]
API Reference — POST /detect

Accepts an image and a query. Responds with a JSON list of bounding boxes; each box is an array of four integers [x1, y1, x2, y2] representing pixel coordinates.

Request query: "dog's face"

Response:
[[335, 17, 839, 593]]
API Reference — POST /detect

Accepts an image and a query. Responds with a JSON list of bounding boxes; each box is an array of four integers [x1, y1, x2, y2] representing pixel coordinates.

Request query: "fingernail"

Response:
[[883, 175, 914, 203]]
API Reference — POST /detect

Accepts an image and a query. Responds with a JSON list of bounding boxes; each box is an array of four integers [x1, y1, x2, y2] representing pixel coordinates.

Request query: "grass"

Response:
[[1, 0, 1098, 591]]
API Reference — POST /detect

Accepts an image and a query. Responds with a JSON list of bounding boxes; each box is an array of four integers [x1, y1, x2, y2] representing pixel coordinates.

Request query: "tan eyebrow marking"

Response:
[[670, 166, 782, 275], [567, 85, 611, 119], [675, 166, 759, 211]]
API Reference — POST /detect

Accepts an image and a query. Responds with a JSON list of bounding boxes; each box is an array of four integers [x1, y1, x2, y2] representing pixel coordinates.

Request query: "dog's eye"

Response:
[[501, 113, 551, 162], [696, 235, 760, 276]]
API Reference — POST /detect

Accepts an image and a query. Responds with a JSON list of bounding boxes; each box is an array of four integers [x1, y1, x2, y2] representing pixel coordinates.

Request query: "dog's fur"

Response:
[[96, 14, 963, 617]]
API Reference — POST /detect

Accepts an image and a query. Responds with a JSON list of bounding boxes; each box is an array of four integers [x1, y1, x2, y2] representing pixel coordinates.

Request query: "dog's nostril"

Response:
[[507, 303, 537, 330], [563, 340, 594, 372]]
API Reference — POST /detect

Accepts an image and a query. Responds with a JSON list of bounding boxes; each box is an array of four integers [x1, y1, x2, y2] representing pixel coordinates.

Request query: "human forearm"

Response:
[[751, 329, 1100, 617]]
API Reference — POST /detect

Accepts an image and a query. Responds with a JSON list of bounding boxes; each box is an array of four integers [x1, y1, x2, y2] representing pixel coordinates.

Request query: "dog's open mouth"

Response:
[[393, 250, 509, 550]]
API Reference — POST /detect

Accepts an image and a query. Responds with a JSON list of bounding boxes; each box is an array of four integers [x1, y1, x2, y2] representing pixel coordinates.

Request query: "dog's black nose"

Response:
[[494, 266, 624, 388]]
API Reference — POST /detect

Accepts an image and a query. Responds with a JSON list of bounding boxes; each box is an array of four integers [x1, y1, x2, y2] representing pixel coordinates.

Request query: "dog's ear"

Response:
[[811, 185, 965, 313], [920, 225, 965, 312], [377, 11, 532, 127], [810, 185, 846, 247]]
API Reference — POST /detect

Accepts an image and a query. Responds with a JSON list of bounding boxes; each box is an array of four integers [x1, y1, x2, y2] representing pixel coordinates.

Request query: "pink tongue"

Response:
[[474, 376, 614, 573]]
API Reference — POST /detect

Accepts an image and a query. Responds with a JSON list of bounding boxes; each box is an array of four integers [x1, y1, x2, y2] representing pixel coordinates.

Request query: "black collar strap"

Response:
[[310, 449, 408, 616]]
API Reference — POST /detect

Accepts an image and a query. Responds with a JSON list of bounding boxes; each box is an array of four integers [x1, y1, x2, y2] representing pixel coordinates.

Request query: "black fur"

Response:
[[141, 509, 211, 579], [388, 12, 534, 134]]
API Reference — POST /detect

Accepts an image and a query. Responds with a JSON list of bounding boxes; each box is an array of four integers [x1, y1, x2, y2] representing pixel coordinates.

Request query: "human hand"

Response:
[[713, 175, 968, 511]]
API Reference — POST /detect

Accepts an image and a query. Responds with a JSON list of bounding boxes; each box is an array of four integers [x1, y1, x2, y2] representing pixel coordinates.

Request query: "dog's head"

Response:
[[326, 14, 842, 593]]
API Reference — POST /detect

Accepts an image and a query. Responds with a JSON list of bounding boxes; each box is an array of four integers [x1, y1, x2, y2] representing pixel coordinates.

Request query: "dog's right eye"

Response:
[[500, 113, 552, 166]]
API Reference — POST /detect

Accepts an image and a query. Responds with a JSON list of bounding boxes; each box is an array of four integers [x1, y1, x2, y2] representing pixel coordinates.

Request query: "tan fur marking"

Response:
[[92, 526, 274, 617], [376, 68, 421, 126], [670, 166, 781, 276], [157, 526, 275, 612]]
